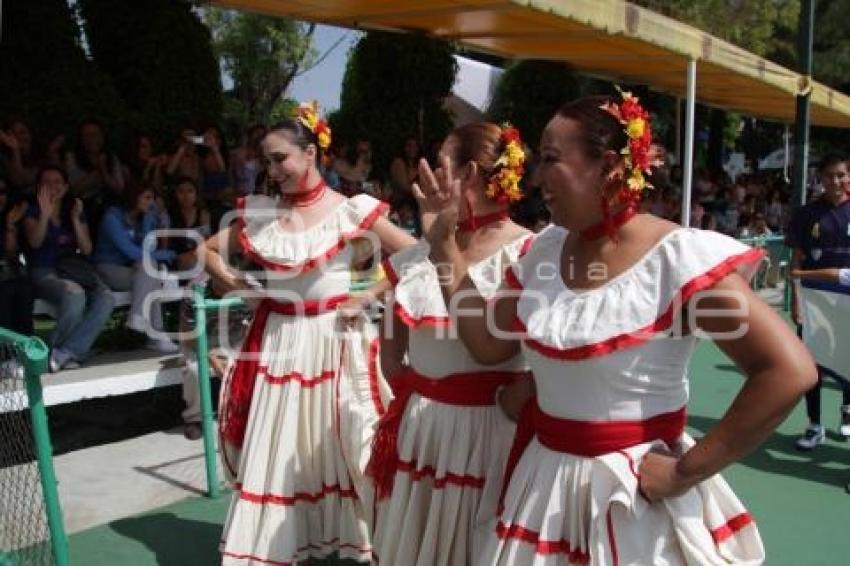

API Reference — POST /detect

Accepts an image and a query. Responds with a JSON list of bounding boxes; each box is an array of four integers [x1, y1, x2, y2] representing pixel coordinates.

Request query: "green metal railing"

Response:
[[737, 234, 792, 311], [0, 328, 68, 566], [191, 285, 247, 499]]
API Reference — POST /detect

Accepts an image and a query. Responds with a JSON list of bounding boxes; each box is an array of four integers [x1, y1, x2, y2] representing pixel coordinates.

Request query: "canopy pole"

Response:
[[681, 59, 697, 228], [792, 0, 815, 207], [675, 96, 682, 165]]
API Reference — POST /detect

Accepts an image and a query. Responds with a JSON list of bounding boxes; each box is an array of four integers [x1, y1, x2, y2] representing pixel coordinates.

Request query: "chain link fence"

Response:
[[0, 332, 67, 566]]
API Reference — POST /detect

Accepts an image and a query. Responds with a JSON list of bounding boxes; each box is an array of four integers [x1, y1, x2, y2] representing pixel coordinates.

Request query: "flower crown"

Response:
[[485, 123, 526, 204], [600, 87, 662, 204], [295, 100, 332, 151]]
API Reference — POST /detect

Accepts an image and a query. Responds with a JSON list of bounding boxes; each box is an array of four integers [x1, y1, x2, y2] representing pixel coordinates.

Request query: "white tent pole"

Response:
[[675, 96, 682, 164], [681, 59, 697, 228]]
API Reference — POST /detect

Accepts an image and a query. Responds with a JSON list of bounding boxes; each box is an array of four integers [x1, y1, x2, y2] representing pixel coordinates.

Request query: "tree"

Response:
[[204, 8, 315, 130], [333, 31, 457, 178], [78, 0, 222, 148], [487, 61, 588, 150], [0, 0, 125, 144], [633, 0, 799, 59], [812, 0, 850, 90]]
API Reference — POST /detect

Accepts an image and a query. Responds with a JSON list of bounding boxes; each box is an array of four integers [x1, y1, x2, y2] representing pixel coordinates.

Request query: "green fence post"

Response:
[[193, 285, 220, 499], [0, 327, 70, 566]]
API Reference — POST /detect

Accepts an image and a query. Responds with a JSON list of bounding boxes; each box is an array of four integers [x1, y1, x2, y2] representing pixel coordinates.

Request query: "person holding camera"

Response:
[[166, 128, 202, 185]]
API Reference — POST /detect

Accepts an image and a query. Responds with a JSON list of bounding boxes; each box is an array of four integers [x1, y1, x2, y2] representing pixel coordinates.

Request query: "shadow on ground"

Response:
[[688, 414, 850, 489]]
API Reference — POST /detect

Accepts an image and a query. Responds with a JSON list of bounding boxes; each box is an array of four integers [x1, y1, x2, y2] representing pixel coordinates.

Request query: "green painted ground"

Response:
[[68, 340, 850, 565]]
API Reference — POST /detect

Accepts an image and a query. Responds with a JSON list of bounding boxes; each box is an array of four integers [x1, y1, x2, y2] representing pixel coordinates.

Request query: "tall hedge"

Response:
[[332, 32, 457, 177], [0, 0, 126, 144], [78, 0, 222, 149]]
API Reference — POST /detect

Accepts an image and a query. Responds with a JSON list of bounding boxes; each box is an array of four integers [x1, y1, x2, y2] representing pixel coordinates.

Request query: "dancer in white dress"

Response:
[[199, 103, 415, 565], [417, 93, 817, 565], [370, 123, 534, 565]]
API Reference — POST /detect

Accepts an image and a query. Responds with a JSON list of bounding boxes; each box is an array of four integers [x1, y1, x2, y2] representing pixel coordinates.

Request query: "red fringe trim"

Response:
[[262, 367, 335, 387], [237, 198, 388, 273], [397, 459, 486, 489], [235, 482, 357, 506], [367, 338, 386, 417], [517, 248, 766, 360], [711, 512, 754, 544], [222, 537, 373, 565], [382, 257, 399, 287], [392, 301, 451, 329], [496, 520, 590, 562], [504, 266, 522, 290]]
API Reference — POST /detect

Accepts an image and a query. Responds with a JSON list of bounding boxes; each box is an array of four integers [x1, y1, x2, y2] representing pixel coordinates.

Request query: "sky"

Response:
[[289, 25, 361, 113], [288, 24, 503, 115]]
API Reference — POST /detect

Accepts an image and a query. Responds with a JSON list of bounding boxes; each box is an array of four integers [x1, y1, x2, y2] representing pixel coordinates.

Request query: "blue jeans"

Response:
[[31, 268, 115, 359]]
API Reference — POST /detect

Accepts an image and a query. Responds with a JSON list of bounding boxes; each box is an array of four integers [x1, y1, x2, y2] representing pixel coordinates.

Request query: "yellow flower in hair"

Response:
[[626, 118, 646, 139], [318, 132, 331, 150], [505, 143, 525, 169], [627, 169, 646, 192]]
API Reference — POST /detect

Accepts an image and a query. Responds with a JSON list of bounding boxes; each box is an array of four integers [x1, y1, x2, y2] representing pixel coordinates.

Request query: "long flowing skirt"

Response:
[[480, 436, 765, 565], [373, 393, 515, 565], [220, 311, 389, 565]]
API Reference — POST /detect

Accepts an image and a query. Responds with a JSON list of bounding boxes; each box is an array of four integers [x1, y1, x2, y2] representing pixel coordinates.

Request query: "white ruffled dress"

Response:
[[372, 236, 533, 566], [219, 194, 392, 565], [483, 225, 767, 565]]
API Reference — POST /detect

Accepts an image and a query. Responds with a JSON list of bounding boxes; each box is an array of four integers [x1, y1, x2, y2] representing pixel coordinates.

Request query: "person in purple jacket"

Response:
[[24, 166, 115, 372], [93, 181, 178, 352]]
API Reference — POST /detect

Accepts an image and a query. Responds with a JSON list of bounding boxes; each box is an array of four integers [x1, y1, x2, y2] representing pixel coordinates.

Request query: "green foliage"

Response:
[[632, 0, 799, 59], [334, 31, 457, 177], [0, 0, 126, 144], [78, 0, 222, 150], [204, 8, 315, 132], [486, 60, 587, 150], [812, 0, 850, 89]]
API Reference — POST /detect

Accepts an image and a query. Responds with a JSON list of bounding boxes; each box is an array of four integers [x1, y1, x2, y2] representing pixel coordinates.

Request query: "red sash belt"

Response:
[[367, 366, 531, 499], [220, 295, 349, 448], [499, 401, 686, 510]]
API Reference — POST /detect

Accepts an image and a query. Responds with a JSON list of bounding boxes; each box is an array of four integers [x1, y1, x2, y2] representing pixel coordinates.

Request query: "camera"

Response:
[[187, 135, 205, 146]]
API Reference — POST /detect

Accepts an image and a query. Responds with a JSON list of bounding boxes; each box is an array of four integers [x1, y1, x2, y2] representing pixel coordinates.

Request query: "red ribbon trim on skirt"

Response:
[[367, 366, 531, 499], [499, 400, 686, 511], [219, 294, 350, 448]]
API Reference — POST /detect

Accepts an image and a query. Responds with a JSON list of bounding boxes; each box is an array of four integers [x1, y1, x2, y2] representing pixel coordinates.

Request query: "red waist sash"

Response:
[[219, 295, 349, 448], [499, 401, 686, 509], [368, 366, 531, 498]]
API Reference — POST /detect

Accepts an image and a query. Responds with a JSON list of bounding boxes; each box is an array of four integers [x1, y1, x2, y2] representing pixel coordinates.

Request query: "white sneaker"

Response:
[[49, 348, 73, 373], [839, 405, 850, 439], [146, 338, 180, 354], [795, 424, 826, 451]]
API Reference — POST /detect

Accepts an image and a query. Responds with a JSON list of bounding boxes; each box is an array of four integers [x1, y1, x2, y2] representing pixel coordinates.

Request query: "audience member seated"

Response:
[[230, 124, 266, 197], [388, 135, 421, 207], [125, 133, 168, 192], [165, 177, 211, 271], [332, 138, 372, 196], [0, 175, 34, 335], [0, 118, 41, 193], [65, 119, 125, 232], [24, 166, 115, 371], [198, 125, 232, 231], [93, 181, 178, 353], [166, 128, 202, 185]]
